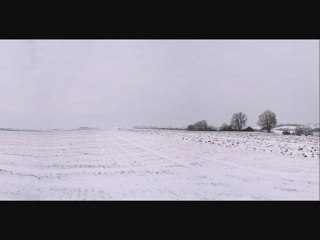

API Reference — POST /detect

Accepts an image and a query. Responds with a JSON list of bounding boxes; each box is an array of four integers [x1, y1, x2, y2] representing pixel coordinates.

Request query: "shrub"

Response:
[[294, 126, 313, 136], [242, 126, 255, 132], [282, 129, 291, 135]]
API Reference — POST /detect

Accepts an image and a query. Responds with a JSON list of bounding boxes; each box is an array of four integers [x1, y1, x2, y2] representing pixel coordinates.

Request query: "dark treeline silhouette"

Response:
[[187, 110, 278, 133], [135, 109, 315, 136], [187, 120, 217, 131]]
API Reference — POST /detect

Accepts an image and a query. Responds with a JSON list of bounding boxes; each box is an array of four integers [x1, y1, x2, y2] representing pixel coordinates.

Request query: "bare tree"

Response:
[[230, 112, 248, 131], [257, 110, 277, 133], [207, 126, 217, 131]]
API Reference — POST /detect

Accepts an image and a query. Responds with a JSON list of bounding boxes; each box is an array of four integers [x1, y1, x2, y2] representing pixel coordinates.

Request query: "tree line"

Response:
[[187, 110, 277, 132], [187, 109, 313, 136]]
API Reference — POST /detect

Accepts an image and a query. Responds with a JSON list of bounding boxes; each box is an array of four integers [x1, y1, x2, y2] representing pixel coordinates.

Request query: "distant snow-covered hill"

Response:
[[305, 123, 320, 129], [273, 123, 320, 135]]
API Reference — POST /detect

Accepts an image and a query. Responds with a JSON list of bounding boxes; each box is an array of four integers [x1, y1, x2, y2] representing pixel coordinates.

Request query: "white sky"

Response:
[[0, 40, 318, 129]]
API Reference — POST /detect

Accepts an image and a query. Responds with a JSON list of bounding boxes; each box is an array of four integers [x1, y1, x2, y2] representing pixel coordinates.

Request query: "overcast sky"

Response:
[[0, 40, 318, 129]]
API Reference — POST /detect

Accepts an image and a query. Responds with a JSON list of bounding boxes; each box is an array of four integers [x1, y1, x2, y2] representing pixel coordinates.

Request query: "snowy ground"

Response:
[[0, 129, 319, 200]]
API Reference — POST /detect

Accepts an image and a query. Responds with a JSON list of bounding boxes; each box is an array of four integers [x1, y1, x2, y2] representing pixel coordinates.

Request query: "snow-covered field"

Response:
[[0, 129, 319, 200]]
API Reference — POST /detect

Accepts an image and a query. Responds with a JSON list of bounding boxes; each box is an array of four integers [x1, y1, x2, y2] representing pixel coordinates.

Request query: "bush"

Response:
[[294, 126, 313, 136], [282, 129, 291, 135], [242, 126, 255, 132]]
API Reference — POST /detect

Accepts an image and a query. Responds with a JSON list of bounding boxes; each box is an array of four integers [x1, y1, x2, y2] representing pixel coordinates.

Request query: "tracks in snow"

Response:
[[0, 129, 319, 200]]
